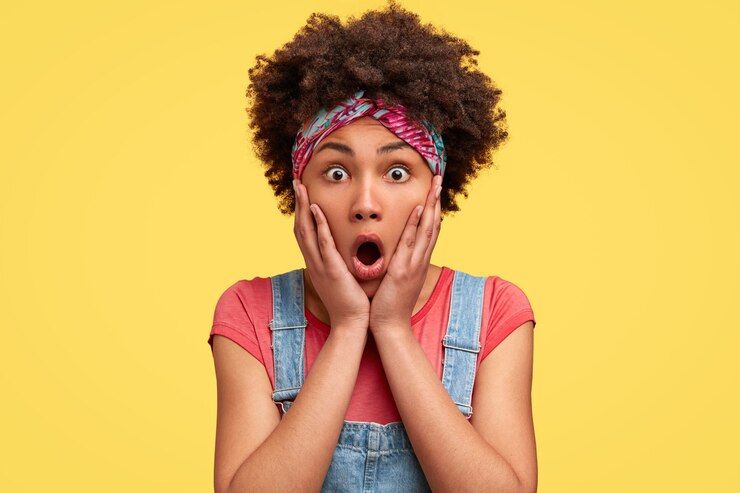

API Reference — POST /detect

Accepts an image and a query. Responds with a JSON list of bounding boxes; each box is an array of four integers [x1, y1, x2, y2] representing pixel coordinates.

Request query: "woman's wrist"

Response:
[[370, 319, 411, 339], [327, 323, 368, 343]]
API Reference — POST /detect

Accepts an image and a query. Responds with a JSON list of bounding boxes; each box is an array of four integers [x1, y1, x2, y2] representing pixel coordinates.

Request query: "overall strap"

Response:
[[441, 270, 487, 418], [269, 268, 307, 414]]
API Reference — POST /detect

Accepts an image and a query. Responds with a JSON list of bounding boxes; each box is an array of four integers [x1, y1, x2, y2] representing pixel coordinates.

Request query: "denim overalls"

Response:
[[268, 268, 486, 492]]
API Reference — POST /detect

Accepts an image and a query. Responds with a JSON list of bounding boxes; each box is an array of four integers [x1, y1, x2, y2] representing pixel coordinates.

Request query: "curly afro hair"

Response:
[[245, 0, 509, 216]]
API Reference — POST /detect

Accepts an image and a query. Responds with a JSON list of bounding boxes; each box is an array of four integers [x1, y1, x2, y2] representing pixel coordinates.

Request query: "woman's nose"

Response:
[[353, 210, 379, 220], [350, 187, 381, 221]]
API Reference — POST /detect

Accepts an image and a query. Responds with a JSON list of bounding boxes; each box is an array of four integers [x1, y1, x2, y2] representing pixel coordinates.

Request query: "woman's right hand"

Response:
[[293, 179, 370, 330]]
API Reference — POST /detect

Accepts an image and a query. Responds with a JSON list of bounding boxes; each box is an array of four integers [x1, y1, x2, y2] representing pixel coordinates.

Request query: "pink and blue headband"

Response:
[[291, 90, 447, 181]]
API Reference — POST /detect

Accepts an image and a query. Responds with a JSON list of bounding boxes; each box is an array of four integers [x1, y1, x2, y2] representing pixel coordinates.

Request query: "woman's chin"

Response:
[[360, 281, 380, 299], [351, 272, 383, 297]]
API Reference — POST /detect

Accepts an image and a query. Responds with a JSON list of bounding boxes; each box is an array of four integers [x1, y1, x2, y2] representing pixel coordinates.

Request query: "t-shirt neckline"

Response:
[[303, 266, 452, 332]]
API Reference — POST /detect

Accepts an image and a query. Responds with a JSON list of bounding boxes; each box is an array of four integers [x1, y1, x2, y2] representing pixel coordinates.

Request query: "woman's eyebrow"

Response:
[[314, 140, 412, 157], [377, 141, 412, 155]]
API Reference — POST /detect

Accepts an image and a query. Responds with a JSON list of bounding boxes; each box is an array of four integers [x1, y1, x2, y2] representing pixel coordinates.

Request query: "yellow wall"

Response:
[[1, 1, 737, 491]]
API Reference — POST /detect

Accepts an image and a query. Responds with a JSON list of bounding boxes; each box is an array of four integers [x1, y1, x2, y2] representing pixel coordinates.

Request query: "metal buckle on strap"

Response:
[[442, 335, 481, 354], [269, 319, 307, 330]]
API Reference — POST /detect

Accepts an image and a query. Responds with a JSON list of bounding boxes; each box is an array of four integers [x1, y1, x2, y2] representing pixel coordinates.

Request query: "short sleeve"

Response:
[[479, 277, 536, 361], [208, 280, 264, 365]]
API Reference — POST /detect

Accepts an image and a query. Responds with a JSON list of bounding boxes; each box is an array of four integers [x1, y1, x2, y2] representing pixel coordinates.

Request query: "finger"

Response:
[[412, 175, 441, 265], [423, 183, 442, 262], [293, 179, 323, 269], [393, 204, 425, 265], [308, 203, 348, 273]]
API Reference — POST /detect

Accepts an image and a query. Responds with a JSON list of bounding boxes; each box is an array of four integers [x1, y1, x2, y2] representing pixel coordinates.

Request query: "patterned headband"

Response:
[[291, 89, 446, 181]]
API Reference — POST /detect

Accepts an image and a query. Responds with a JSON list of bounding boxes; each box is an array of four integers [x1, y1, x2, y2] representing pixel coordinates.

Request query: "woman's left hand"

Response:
[[369, 174, 443, 334]]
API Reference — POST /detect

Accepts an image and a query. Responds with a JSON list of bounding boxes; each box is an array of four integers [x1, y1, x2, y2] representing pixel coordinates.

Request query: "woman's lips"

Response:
[[350, 233, 385, 281], [352, 253, 384, 281]]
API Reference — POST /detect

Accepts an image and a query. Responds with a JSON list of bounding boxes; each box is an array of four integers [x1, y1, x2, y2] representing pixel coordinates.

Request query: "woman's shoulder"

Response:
[[448, 266, 532, 302], [212, 268, 306, 319], [217, 274, 272, 298], [469, 270, 534, 320], [212, 275, 275, 326], [446, 266, 535, 336], [446, 267, 519, 290], [209, 274, 276, 362], [477, 272, 537, 360]]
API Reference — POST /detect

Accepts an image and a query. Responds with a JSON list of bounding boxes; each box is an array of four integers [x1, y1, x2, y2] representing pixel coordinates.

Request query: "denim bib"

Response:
[[269, 268, 486, 492]]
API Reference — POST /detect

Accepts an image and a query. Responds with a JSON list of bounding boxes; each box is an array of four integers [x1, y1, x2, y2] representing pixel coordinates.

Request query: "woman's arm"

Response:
[[212, 324, 367, 493], [371, 320, 537, 493]]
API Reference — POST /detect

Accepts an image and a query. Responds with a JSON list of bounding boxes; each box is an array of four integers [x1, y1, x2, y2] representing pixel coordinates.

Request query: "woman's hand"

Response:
[[293, 179, 370, 330], [369, 175, 443, 333]]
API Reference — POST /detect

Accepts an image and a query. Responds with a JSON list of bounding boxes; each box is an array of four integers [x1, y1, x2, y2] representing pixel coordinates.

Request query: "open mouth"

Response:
[[356, 241, 381, 266], [351, 234, 385, 281]]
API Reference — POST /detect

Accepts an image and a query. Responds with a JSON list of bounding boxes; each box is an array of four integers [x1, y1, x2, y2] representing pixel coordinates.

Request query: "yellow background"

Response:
[[2, 1, 738, 491]]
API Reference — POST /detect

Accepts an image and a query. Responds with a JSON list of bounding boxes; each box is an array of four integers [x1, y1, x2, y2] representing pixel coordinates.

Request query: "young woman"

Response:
[[208, 3, 537, 492]]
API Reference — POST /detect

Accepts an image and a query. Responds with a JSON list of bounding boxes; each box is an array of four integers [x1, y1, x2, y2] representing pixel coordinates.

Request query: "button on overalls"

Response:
[[268, 268, 487, 492]]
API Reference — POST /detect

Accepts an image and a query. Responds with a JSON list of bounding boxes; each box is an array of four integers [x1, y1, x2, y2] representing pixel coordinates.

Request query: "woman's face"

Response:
[[300, 116, 435, 298]]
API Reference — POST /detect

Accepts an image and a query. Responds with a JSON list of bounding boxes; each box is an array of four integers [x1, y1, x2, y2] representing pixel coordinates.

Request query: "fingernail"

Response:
[[292, 179, 297, 192], [417, 206, 423, 218], [435, 186, 441, 199]]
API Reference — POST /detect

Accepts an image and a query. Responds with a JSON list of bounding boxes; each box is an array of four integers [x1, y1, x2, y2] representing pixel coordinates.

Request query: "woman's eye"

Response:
[[387, 165, 411, 182], [324, 166, 348, 182]]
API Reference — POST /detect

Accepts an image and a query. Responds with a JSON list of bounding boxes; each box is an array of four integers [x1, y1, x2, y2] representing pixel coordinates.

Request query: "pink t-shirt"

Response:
[[208, 266, 536, 424]]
